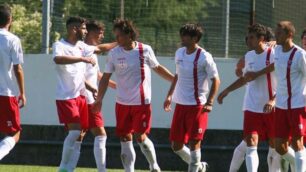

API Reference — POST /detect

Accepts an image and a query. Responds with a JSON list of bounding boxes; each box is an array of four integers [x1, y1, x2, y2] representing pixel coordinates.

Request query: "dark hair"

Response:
[[66, 16, 86, 28], [0, 4, 11, 27], [301, 28, 306, 39], [265, 27, 275, 41], [179, 23, 203, 42], [113, 19, 138, 41], [277, 21, 295, 35], [86, 20, 105, 32], [248, 23, 267, 39]]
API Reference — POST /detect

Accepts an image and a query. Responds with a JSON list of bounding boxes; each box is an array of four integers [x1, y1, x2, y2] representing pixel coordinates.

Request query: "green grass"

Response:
[[0, 164, 162, 172]]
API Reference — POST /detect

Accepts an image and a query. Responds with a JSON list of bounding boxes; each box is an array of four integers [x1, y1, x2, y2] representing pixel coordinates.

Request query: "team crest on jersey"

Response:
[[117, 58, 128, 71]]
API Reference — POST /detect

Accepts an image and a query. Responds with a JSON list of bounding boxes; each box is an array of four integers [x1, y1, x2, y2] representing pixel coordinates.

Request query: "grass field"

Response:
[[0, 164, 172, 172]]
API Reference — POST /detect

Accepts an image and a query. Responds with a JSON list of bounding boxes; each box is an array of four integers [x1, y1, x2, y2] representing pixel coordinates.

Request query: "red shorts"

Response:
[[115, 103, 151, 137], [56, 96, 88, 129], [274, 107, 306, 138], [170, 104, 208, 144], [87, 103, 104, 129], [243, 111, 275, 141], [0, 96, 21, 134]]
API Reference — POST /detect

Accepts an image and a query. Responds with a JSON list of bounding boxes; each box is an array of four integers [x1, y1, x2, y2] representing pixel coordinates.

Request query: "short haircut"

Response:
[[66, 16, 86, 28], [248, 23, 267, 39], [265, 27, 275, 41], [86, 20, 105, 32], [277, 21, 295, 35], [0, 4, 11, 27], [301, 28, 306, 39], [113, 19, 138, 41], [179, 23, 203, 42]]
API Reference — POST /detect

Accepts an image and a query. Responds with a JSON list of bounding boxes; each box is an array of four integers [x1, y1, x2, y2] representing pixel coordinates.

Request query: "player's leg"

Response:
[[243, 111, 262, 172], [274, 108, 296, 171], [116, 103, 135, 172], [0, 96, 21, 160], [290, 107, 306, 172], [133, 104, 160, 172], [89, 103, 107, 172], [229, 140, 247, 172], [91, 127, 107, 172], [186, 105, 208, 172], [57, 96, 87, 172], [170, 104, 191, 164]]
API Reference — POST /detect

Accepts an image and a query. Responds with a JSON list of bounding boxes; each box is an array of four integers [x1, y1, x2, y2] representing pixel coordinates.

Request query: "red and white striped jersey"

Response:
[[104, 42, 159, 105], [172, 47, 219, 105]]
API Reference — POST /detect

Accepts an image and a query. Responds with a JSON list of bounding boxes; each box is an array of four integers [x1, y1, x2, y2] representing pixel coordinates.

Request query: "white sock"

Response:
[[121, 141, 136, 172], [229, 141, 247, 172], [267, 147, 274, 172], [94, 135, 107, 172], [174, 145, 191, 164], [281, 147, 295, 171], [188, 149, 201, 172], [59, 130, 81, 171], [138, 137, 160, 171], [295, 148, 306, 172], [0, 136, 16, 160], [271, 149, 281, 172], [67, 141, 82, 171], [245, 146, 259, 172]]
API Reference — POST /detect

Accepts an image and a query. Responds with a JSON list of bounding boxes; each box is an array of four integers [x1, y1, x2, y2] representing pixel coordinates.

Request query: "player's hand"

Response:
[[217, 90, 228, 104], [82, 57, 96, 66], [163, 96, 172, 112], [18, 94, 26, 108], [263, 100, 275, 113], [92, 100, 102, 113], [244, 71, 258, 82], [202, 103, 213, 112]]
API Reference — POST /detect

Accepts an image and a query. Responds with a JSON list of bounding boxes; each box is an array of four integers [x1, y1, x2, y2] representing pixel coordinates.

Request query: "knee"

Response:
[[275, 144, 287, 155], [135, 133, 146, 143], [120, 134, 133, 142], [11, 131, 20, 143], [171, 142, 184, 152], [291, 136, 304, 151], [244, 134, 258, 147]]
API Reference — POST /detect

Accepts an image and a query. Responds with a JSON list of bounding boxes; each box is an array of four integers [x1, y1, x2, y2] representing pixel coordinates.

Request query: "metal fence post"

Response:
[[42, 0, 50, 54]]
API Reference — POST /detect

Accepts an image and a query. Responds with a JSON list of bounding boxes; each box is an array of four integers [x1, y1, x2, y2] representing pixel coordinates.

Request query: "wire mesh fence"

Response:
[[2, 0, 306, 57]]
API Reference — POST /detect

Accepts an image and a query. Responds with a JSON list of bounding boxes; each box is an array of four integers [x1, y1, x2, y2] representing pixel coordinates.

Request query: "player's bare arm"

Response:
[[163, 74, 178, 112], [85, 80, 97, 100], [13, 64, 26, 108], [92, 73, 112, 113], [152, 65, 174, 82], [98, 71, 116, 89], [244, 63, 275, 82], [94, 42, 117, 54], [235, 56, 245, 77], [54, 55, 96, 66], [217, 77, 247, 104], [203, 76, 220, 112]]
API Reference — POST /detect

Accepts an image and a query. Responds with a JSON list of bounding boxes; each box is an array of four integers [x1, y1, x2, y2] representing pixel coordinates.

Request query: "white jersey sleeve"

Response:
[[204, 52, 218, 79], [298, 50, 306, 76], [104, 51, 115, 73], [79, 41, 96, 57], [52, 42, 63, 58], [146, 45, 159, 68], [11, 38, 24, 65]]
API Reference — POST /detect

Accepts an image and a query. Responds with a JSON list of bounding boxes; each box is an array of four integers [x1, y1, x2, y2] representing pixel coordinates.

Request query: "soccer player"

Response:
[[164, 23, 220, 172], [0, 4, 25, 160], [92, 19, 174, 172], [273, 21, 306, 172], [53, 16, 116, 172], [217, 24, 279, 172]]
